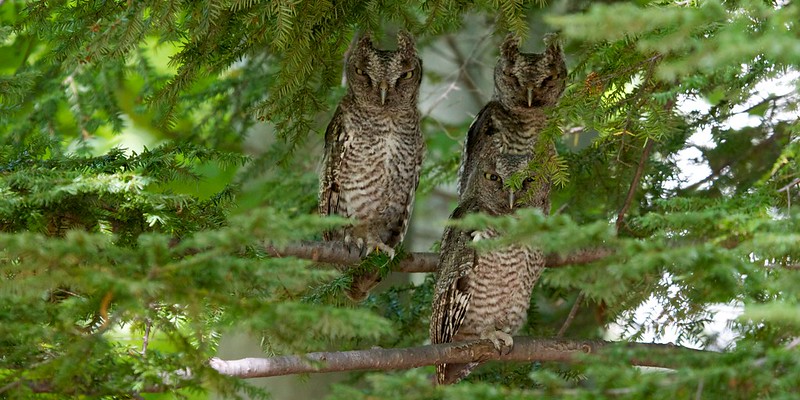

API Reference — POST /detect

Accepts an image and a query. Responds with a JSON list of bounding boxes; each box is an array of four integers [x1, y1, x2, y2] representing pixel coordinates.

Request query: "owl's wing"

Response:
[[319, 106, 347, 239], [458, 101, 501, 196], [430, 205, 476, 346], [394, 130, 425, 244]]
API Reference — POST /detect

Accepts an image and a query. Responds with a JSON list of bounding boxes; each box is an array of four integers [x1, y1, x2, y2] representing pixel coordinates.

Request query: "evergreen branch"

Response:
[[208, 337, 710, 378], [264, 242, 614, 273]]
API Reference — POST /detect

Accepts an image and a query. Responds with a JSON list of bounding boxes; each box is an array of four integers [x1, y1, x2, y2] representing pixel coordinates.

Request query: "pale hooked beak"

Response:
[[527, 87, 533, 108], [509, 190, 515, 210], [380, 80, 389, 105]]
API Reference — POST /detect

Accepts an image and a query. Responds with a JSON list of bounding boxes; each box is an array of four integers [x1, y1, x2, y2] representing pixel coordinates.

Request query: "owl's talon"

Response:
[[481, 330, 514, 355], [359, 241, 395, 259], [375, 242, 395, 259]]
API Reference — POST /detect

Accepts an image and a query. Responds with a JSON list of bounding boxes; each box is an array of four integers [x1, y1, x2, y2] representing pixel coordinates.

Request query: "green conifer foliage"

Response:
[[1, 0, 799, 398]]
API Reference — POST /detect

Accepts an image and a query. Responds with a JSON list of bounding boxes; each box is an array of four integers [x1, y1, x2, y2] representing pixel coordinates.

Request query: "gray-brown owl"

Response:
[[459, 33, 567, 196], [430, 150, 547, 385], [319, 31, 424, 301]]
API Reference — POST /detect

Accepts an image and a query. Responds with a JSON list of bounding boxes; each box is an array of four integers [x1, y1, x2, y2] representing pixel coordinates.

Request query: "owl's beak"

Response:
[[380, 80, 389, 105], [527, 87, 533, 108], [509, 190, 515, 210]]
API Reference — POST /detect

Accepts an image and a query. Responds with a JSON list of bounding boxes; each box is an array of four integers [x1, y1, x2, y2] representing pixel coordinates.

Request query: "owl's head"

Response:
[[494, 33, 567, 110], [464, 150, 550, 215], [346, 31, 423, 110]]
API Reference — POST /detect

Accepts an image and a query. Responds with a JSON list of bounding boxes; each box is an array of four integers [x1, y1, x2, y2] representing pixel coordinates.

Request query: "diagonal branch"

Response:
[[616, 136, 655, 233], [556, 292, 585, 338], [209, 337, 710, 379], [264, 242, 614, 273]]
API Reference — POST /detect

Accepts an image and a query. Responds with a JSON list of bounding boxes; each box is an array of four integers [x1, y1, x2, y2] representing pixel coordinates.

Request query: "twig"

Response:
[[443, 34, 485, 108], [421, 31, 493, 119], [557, 292, 585, 338], [264, 242, 614, 273], [616, 137, 655, 233], [142, 317, 152, 355], [208, 337, 709, 379], [681, 126, 789, 194], [97, 290, 114, 331], [778, 178, 800, 193], [695, 378, 704, 400]]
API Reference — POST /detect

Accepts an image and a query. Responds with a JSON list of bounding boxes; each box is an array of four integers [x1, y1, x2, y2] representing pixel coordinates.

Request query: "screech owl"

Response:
[[318, 31, 424, 301], [458, 33, 567, 197], [430, 150, 547, 385]]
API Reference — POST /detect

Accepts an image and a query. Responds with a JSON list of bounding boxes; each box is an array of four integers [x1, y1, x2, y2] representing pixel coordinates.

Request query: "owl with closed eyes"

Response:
[[459, 33, 567, 197], [430, 149, 547, 385], [319, 31, 424, 301]]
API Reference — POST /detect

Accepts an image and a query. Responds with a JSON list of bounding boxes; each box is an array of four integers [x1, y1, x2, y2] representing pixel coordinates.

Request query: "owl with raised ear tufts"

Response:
[[318, 30, 424, 301], [430, 149, 547, 385], [458, 33, 567, 197]]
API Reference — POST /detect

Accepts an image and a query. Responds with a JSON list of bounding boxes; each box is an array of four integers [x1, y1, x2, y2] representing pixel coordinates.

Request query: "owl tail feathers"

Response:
[[435, 362, 479, 385], [345, 271, 382, 302]]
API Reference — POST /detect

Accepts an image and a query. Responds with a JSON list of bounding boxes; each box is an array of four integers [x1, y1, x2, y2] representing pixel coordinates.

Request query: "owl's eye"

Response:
[[355, 67, 367, 76], [401, 70, 414, 79], [484, 172, 501, 182], [523, 177, 535, 184]]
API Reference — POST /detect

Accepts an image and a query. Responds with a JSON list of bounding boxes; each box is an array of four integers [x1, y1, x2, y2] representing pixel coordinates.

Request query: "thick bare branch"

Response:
[[12, 338, 708, 394], [544, 248, 615, 269], [209, 337, 708, 379], [264, 242, 614, 273]]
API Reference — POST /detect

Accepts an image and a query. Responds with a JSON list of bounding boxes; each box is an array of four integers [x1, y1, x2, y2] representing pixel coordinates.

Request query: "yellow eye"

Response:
[[355, 67, 366, 76], [484, 173, 500, 182], [523, 177, 535, 184], [401, 70, 414, 79]]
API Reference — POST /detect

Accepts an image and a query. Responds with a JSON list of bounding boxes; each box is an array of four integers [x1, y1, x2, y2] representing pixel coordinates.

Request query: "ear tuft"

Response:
[[500, 33, 521, 60], [356, 31, 374, 50], [396, 30, 417, 53], [543, 33, 563, 59]]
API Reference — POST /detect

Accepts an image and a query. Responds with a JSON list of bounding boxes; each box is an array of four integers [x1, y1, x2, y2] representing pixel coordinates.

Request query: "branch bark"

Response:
[[264, 242, 614, 273], [14, 337, 709, 394], [209, 337, 708, 379]]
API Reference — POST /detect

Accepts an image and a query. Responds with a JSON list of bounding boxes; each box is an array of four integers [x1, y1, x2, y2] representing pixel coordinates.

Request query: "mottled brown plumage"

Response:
[[430, 151, 547, 385], [459, 33, 567, 197], [319, 31, 424, 301]]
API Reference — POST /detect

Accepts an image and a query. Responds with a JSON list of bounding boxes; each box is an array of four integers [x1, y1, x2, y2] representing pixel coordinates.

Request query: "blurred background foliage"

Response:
[[0, 0, 799, 398]]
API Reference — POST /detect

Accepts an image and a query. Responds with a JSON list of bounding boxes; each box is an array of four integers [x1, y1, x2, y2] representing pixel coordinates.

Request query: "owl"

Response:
[[430, 150, 547, 385], [458, 33, 567, 196], [319, 31, 424, 301]]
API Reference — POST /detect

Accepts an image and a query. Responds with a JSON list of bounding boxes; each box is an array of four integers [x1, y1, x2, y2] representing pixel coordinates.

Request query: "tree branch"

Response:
[[557, 292, 585, 338], [12, 338, 709, 394], [616, 138, 655, 233], [209, 337, 709, 379], [264, 242, 614, 273]]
